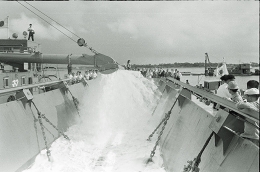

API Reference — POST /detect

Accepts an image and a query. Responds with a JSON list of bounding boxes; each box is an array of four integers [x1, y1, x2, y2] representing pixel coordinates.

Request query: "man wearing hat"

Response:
[[226, 81, 243, 103], [237, 88, 259, 111], [236, 88, 259, 141], [216, 75, 232, 99]]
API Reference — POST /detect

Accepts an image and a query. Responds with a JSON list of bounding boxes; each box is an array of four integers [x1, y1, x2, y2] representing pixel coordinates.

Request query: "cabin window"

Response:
[[21, 76, 26, 85], [4, 77, 9, 88], [28, 77, 33, 84]]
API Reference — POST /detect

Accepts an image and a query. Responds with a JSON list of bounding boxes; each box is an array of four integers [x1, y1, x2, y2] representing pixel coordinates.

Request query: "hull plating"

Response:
[[157, 83, 259, 172], [0, 83, 84, 172]]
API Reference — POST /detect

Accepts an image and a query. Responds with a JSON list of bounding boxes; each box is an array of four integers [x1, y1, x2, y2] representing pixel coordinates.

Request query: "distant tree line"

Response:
[[132, 62, 259, 69]]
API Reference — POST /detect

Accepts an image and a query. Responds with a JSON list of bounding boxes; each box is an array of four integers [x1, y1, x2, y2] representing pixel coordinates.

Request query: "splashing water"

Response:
[[23, 70, 166, 172]]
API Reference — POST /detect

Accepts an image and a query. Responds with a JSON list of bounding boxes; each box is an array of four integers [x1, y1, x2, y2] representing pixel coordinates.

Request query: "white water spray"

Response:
[[23, 70, 166, 172]]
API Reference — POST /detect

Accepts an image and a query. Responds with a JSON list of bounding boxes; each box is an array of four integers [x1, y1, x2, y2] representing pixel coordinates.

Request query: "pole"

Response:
[[7, 16, 9, 38]]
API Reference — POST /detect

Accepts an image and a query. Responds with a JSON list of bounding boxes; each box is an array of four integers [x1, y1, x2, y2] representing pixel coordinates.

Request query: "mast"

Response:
[[205, 53, 208, 76]]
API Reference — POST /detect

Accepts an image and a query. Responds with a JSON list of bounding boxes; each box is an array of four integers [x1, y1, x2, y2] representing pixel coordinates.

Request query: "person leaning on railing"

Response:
[[236, 88, 259, 143], [225, 81, 243, 103]]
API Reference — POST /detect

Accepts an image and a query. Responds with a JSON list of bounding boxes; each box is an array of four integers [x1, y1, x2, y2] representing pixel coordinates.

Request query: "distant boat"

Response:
[[205, 53, 258, 76]]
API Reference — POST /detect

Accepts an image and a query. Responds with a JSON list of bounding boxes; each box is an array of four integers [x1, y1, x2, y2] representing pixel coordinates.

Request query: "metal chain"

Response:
[[72, 96, 80, 112], [146, 88, 183, 163], [41, 114, 70, 140], [31, 100, 70, 161], [147, 113, 168, 141], [183, 132, 214, 172], [37, 111, 51, 161], [64, 82, 80, 115], [147, 87, 180, 141], [183, 158, 200, 172], [42, 124, 56, 139], [147, 111, 171, 163], [31, 112, 41, 151]]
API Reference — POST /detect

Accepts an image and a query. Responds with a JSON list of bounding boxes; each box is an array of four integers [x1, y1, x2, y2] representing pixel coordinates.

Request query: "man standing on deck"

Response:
[[28, 24, 35, 41], [126, 60, 131, 70]]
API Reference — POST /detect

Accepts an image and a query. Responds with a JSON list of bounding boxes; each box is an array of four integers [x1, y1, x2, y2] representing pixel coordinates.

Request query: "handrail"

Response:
[[164, 77, 259, 123], [0, 46, 34, 53], [0, 78, 70, 95]]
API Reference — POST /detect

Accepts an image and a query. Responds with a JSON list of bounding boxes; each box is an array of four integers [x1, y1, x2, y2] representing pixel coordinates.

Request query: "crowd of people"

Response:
[[133, 68, 182, 80], [125, 60, 182, 80], [67, 70, 98, 83], [216, 74, 259, 143]]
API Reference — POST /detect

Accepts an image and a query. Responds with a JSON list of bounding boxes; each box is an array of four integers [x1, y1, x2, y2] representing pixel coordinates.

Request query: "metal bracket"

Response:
[[16, 89, 33, 101], [178, 88, 192, 107], [209, 109, 244, 155]]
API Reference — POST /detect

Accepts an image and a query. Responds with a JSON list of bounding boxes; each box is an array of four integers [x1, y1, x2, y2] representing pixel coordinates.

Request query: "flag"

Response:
[[214, 63, 229, 77], [0, 17, 8, 28]]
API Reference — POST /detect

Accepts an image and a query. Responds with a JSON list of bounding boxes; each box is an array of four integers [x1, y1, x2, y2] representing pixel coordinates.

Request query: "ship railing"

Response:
[[163, 77, 259, 153], [0, 45, 35, 54], [0, 78, 71, 96], [164, 77, 259, 123]]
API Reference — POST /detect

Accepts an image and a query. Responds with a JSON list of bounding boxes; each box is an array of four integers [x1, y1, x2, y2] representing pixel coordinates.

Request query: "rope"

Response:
[[16, 1, 77, 43], [24, 1, 81, 39], [17, 1, 99, 54]]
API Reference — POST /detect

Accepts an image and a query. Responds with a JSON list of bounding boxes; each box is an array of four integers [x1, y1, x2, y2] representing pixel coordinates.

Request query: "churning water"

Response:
[[23, 70, 167, 172]]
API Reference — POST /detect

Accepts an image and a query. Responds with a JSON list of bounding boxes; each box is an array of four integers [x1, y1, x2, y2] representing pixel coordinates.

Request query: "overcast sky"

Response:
[[0, 1, 259, 65]]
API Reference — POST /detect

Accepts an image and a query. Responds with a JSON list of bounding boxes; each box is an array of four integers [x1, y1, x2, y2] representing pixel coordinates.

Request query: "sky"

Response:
[[0, 1, 259, 65]]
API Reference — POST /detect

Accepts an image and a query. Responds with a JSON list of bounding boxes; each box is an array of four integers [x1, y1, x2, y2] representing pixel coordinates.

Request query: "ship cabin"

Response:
[[0, 39, 41, 54], [0, 39, 41, 97], [228, 63, 251, 75], [204, 79, 222, 92]]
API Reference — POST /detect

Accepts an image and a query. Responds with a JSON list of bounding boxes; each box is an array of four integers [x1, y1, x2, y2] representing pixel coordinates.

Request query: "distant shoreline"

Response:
[[132, 62, 259, 69]]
